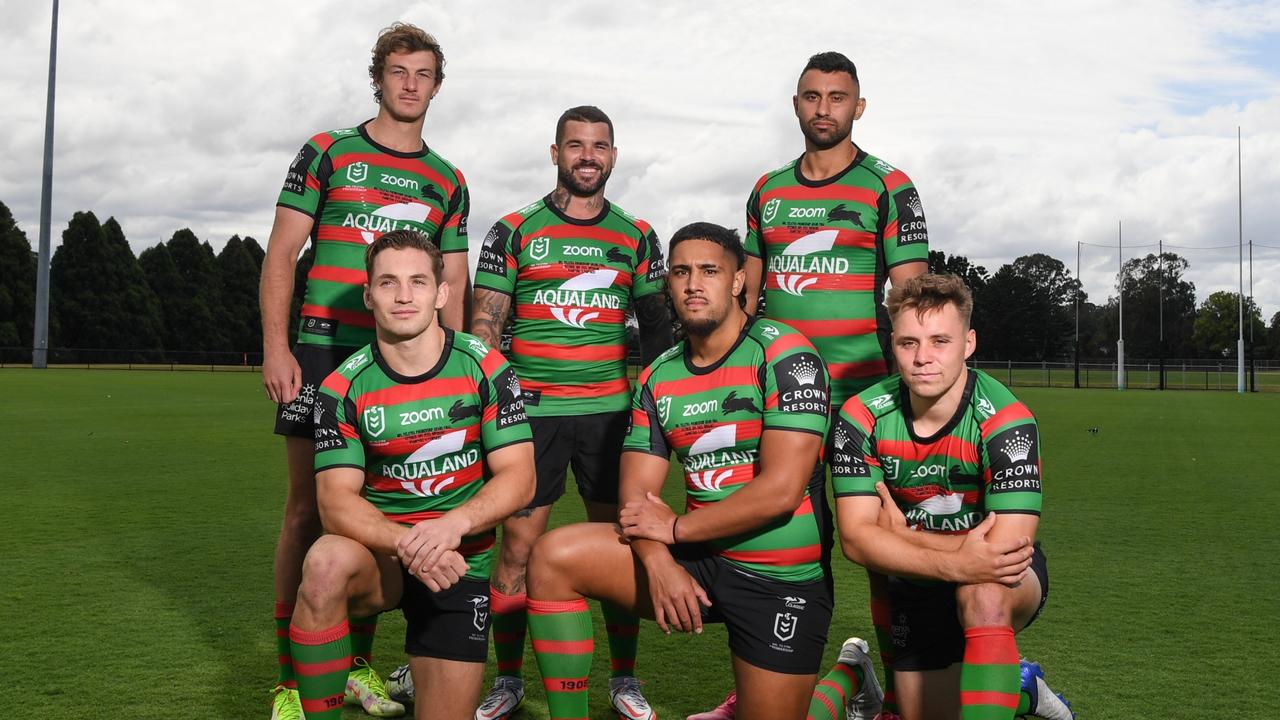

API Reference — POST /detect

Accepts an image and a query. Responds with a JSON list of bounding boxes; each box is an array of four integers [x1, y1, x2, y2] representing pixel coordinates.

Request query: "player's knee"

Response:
[[297, 537, 361, 607], [527, 529, 577, 595], [956, 582, 1013, 627]]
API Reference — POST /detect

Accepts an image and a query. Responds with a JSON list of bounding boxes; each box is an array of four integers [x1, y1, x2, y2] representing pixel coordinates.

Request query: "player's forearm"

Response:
[[318, 492, 405, 555], [470, 289, 511, 350], [841, 523, 960, 582], [259, 252, 298, 353], [895, 528, 965, 552], [742, 255, 762, 314], [441, 255, 470, 331], [443, 466, 534, 538], [677, 470, 806, 543], [634, 293, 674, 366]]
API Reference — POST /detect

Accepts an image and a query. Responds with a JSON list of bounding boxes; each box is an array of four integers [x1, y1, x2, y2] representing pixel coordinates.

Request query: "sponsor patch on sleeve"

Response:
[[986, 426, 1041, 494], [893, 187, 928, 246], [282, 144, 318, 196], [772, 352, 829, 416], [495, 366, 528, 429], [313, 394, 347, 452], [829, 417, 870, 478]]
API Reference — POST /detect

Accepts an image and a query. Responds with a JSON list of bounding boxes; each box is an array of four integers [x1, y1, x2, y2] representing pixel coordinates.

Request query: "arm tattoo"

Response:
[[472, 290, 512, 350], [634, 293, 675, 366]]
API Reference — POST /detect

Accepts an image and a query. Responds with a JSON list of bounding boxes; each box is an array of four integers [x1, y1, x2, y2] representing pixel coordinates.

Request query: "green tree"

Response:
[[49, 212, 162, 359], [216, 235, 262, 354], [1268, 312, 1280, 362], [976, 254, 1079, 361], [1193, 291, 1265, 358], [0, 201, 36, 350], [155, 228, 228, 357], [1104, 253, 1197, 359]]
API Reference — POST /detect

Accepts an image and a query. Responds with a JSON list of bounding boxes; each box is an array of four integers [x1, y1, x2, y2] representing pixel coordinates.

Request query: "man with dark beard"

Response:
[[390, 106, 672, 720], [694, 52, 932, 720]]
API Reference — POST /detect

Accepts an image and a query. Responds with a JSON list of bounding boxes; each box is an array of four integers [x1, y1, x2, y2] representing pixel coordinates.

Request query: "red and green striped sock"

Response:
[[602, 601, 639, 679], [274, 601, 296, 688], [960, 625, 1020, 720], [349, 614, 378, 667], [528, 598, 593, 720], [290, 620, 351, 720], [870, 590, 898, 713], [491, 587, 528, 678], [806, 659, 863, 720]]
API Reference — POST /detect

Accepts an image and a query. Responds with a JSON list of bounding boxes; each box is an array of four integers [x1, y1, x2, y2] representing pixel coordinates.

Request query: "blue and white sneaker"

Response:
[[1019, 658, 1075, 720]]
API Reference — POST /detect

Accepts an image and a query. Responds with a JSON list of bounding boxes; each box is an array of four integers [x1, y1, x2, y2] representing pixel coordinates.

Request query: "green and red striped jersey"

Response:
[[277, 121, 470, 348], [623, 317, 831, 584], [474, 196, 666, 416], [745, 149, 929, 408], [830, 369, 1042, 544], [313, 331, 531, 581]]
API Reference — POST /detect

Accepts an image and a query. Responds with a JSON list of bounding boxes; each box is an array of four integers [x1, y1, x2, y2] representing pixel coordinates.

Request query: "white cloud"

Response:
[[2, 0, 1278, 320]]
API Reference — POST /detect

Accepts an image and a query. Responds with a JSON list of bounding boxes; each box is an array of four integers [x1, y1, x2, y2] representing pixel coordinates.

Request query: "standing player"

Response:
[[697, 50, 931, 720], [260, 22, 470, 720], [524, 222, 884, 720], [291, 229, 534, 720], [830, 273, 1074, 720], [443, 105, 671, 720]]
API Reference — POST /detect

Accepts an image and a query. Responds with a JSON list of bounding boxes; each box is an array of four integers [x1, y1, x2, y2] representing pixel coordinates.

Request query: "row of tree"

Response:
[[929, 250, 1280, 361], [1, 199, 1278, 363]]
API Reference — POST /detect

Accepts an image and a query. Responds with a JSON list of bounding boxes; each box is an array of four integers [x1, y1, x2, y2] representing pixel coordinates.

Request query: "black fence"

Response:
[[0, 346, 263, 371]]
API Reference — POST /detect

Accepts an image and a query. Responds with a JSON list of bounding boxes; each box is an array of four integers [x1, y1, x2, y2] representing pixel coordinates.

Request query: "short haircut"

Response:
[[369, 22, 445, 104], [801, 51, 859, 86], [886, 273, 974, 328], [555, 105, 615, 145], [669, 222, 748, 310], [365, 229, 444, 283]]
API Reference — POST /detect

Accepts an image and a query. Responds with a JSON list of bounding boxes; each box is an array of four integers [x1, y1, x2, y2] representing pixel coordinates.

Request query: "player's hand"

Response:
[[397, 514, 469, 575], [951, 513, 1033, 585], [875, 482, 908, 532], [620, 492, 678, 544], [262, 346, 302, 404], [409, 549, 469, 592], [644, 556, 711, 635]]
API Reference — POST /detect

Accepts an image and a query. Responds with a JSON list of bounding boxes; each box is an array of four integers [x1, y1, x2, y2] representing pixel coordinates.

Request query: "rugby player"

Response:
[[524, 222, 883, 720], [830, 273, 1074, 720], [289, 229, 534, 720], [260, 23, 470, 719], [415, 105, 670, 720], [699, 50, 931, 720]]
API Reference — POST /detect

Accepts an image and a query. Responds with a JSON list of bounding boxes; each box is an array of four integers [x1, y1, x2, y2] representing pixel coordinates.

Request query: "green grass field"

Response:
[[1, 370, 1275, 719]]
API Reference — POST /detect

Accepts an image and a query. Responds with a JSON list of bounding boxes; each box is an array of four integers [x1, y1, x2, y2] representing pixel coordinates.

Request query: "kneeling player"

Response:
[[525, 223, 880, 720], [830, 273, 1074, 720], [290, 230, 535, 720]]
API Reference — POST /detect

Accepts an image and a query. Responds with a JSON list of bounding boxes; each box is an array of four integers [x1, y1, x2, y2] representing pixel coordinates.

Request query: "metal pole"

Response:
[[32, 0, 59, 369], [1074, 241, 1080, 389], [1158, 239, 1165, 390], [1237, 126, 1245, 393], [1117, 221, 1125, 390]]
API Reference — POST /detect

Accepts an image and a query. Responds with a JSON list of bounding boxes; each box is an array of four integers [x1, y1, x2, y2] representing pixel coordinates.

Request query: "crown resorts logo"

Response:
[[506, 373, 522, 400], [1001, 430, 1034, 463], [907, 194, 924, 217], [833, 425, 851, 451], [788, 357, 819, 386], [762, 198, 781, 223]]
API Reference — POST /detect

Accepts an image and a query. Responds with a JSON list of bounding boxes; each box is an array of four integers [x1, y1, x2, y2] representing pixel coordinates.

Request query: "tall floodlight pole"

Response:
[[1074, 241, 1080, 388], [1117, 221, 1125, 390], [32, 0, 59, 369], [1237, 126, 1245, 394], [1158, 239, 1164, 390]]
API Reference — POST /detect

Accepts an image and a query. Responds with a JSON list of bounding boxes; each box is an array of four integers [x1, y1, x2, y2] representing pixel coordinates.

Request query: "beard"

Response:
[[800, 118, 852, 150], [557, 161, 611, 196]]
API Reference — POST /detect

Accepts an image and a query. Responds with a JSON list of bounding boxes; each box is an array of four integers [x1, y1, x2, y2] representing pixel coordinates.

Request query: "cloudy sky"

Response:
[[3, 0, 1279, 322]]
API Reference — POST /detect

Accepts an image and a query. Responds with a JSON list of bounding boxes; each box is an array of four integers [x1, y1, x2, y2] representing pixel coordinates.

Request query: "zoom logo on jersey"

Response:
[[283, 144, 318, 196], [563, 245, 604, 258], [773, 352, 828, 415], [769, 230, 847, 296], [400, 407, 445, 425], [534, 268, 621, 329], [988, 425, 1041, 494], [380, 172, 418, 190], [347, 162, 369, 183], [762, 198, 781, 223], [893, 187, 927, 246]]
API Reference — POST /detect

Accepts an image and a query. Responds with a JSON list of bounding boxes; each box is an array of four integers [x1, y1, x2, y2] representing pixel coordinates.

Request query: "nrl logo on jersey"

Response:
[[529, 236, 551, 261], [347, 162, 369, 183], [363, 405, 386, 438], [762, 198, 781, 223], [773, 612, 798, 642], [880, 456, 901, 481], [657, 395, 673, 425]]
